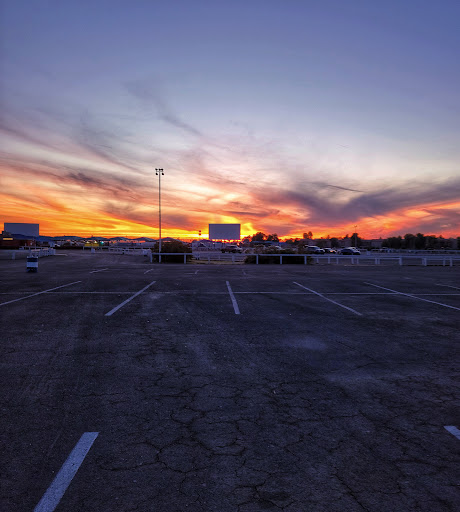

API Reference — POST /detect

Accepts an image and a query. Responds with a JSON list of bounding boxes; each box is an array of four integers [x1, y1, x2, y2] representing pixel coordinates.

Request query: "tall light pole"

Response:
[[155, 168, 164, 261], [354, 225, 358, 248]]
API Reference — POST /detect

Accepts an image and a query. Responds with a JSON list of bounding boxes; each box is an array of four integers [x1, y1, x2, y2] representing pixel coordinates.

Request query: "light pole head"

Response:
[[155, 168, 164, 175]]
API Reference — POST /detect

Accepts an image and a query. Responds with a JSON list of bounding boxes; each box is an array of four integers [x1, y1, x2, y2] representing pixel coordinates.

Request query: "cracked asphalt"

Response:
[[1, 252, 459, 511]]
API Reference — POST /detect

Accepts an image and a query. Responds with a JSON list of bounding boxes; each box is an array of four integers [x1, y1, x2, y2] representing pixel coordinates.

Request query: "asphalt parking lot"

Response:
[[1, 252, 459, 511]]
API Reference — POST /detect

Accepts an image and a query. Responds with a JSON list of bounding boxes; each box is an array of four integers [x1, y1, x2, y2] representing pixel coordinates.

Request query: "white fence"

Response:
[[153, 252, 460, 266], [309, 255, 460, 267], [1, 248, 56, 260], [5, 248, 455, 266]]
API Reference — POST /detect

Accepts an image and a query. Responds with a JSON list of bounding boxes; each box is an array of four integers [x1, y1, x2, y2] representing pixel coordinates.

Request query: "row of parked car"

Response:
[[304, 246, 361, 255]]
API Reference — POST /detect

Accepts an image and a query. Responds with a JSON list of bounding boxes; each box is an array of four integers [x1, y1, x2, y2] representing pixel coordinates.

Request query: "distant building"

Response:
[[0, 230, 35, 249]]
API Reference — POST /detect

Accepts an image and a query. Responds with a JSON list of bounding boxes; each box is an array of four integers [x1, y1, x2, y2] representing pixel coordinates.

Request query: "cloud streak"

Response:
[[125, 79, 203, 137]]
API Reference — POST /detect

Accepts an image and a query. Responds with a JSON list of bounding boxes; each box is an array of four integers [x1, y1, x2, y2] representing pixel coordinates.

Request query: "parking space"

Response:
[[1, 254, 459, 511]]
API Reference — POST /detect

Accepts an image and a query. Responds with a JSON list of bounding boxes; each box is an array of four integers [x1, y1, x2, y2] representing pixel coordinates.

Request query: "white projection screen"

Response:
[[208, 224, 240, 240], [4, 223, 39, 236]]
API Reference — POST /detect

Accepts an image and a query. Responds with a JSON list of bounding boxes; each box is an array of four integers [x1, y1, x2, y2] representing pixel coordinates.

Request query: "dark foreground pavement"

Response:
[[1, 252, 459, 511]]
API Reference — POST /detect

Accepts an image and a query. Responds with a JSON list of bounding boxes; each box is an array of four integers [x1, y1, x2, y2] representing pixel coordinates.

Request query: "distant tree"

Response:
[[267, 233, 279, 242], [252, 232, 266, 242], [404, 233, 416, 250], [303, 231, 313, 239], [386, 236, 402, 249], [425, 235, 437, 249], [329, 237, 339, 248], [437, 235, 446, 249], [350, 232, 362, 247], [415, 233, 425, 250]]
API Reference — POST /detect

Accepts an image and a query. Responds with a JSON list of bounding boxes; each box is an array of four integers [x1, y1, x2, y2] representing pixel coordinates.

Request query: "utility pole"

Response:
[[155, 168, 164, 262], [354, 225, 358, 247]]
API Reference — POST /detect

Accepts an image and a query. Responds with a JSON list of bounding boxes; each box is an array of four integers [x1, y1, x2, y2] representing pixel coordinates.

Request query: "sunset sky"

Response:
[[1, 0, 460, 239]]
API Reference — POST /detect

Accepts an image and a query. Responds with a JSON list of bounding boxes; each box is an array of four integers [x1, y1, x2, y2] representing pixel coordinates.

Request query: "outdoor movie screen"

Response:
[[208, 224, 241, 240]]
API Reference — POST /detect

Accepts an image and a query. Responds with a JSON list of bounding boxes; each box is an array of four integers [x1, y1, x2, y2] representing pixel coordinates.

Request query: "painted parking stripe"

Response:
[[226, 281, 240, 315], [365, 283, 460, 311], [444, 426, 460, 440], [34, 432, 99, 512], [436, 283, 460, 291], [89, 268, 108, 273], [105, 280, 156, 316], [293, 282, 362, 316], [0, 281, 82, 307]]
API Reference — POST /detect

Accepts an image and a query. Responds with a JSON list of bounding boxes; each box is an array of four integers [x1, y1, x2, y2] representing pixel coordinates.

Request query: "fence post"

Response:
[[280, 255, 283, 265], [256, 254, 259, 265], [450, 258, 453, 267], [184, 254, 186, 264], [304, 255, 306, 265], [399, 257, 402, 266], [423, 258, 427, 266]]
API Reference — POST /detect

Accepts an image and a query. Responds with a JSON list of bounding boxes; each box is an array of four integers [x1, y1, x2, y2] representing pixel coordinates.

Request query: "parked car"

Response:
[[221, 244, 243, 253], [323, 248, 336, 254], [339, 247, 361, 255], [304, 246, 325, 254]]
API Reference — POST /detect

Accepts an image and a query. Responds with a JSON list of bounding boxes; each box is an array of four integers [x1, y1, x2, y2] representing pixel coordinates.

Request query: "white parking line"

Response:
[[233, 291, 396, 295], [436, 283, 460, 291], [143, 269, 154, 274], [105, 280, 156, 316], [365, 283, 460, 311], [444, 426, 460, 440], [293, 282, 363, 316], [226, 281, 240, 315], [34, 432, 99, 512], [0, 281, 82, 307], [89, 268, 108, 274]]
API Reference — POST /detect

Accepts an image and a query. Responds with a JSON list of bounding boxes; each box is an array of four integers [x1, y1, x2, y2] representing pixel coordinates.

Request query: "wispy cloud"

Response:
[[125, 79, 203, 137]]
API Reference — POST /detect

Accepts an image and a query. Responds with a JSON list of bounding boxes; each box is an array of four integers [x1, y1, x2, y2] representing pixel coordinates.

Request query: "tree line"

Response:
[[243, 232, 459, 250], [382, 233, 460, 250]]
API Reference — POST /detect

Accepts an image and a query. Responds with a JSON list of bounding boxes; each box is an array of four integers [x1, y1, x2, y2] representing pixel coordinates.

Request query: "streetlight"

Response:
[[155, 168, 164, 262]]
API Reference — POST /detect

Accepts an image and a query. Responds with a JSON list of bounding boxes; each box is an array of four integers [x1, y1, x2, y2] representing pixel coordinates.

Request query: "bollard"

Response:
[[26, 256, 39, 272]]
